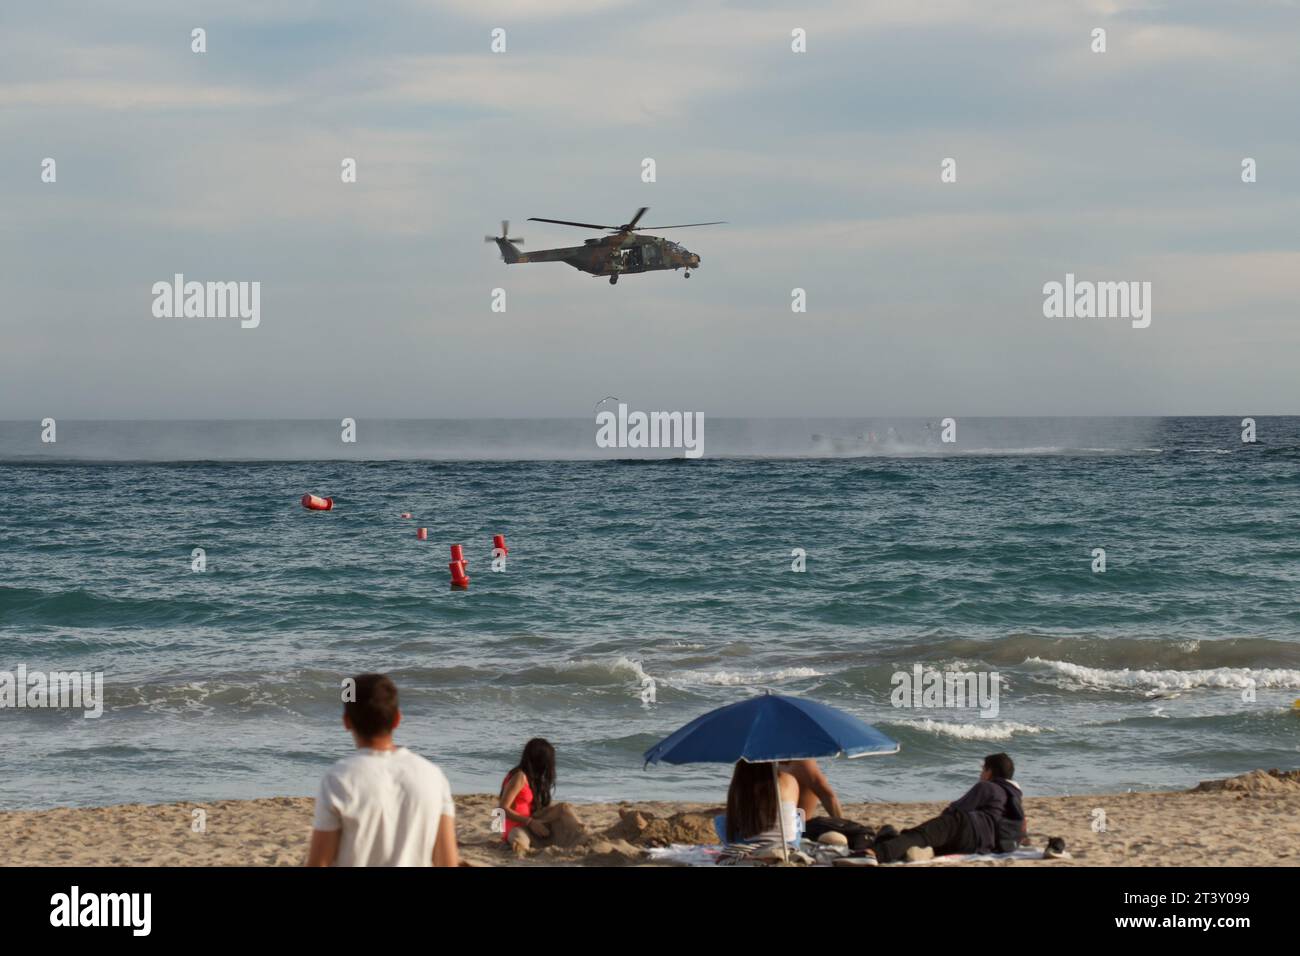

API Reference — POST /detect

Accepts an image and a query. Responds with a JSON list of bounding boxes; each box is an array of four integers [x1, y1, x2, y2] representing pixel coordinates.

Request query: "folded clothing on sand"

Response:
[[804, 816, 876, 850]]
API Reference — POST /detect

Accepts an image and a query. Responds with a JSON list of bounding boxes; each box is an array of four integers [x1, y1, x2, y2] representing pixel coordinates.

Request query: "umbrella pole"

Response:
[[773, 762, 789, 863]]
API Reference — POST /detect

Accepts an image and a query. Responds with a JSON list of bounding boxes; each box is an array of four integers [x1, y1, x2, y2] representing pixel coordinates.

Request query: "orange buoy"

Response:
[[449, 560, 470, 589], [301, 493, 334, 511], [416, 527, 428, 541], [493, 534, 508, 555]]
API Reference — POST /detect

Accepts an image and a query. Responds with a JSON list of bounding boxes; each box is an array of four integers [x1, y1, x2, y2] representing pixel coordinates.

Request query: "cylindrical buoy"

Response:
[[493, 534, 508, 555], [401, 512, 413, 519], [301, 493, 334, 511], [416, 527, 428, 541], [449, 560, 470, 589], [450, 544, 466, 567]]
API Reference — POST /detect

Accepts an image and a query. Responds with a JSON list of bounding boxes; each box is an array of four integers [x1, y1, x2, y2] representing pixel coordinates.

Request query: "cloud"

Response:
[[0, 79, 292, 110], [353, 53, 751, 125], [426, 0, 629, 21]]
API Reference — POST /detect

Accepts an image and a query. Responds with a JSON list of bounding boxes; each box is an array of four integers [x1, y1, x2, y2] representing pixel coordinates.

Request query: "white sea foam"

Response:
[[551, 657, 825, 692], [898, 718, 1046, 741], [554, 656, 651, 682], [1027, 657, 1300, 692], [667, 666, 823, 686]]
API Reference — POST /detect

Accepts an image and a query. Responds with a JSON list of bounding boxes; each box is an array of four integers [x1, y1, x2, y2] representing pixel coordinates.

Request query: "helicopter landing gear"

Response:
[[609, 275, 618, 285], [684, 271, 691, 278]]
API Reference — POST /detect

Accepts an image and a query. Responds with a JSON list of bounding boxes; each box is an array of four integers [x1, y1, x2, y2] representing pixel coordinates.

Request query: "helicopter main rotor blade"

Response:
[[526, 210, 722, 232], [623, 207, 648, 230], [636, 221, 727, 229], [528, 217, 618, 230]]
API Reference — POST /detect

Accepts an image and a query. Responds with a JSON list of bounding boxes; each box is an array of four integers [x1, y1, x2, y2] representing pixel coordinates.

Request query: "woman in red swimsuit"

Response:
[[498, 738, 558, 852]]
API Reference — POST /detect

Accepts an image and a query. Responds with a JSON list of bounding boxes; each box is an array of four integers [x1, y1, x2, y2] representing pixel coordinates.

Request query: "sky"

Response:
[[1, 0, 1298, 419]]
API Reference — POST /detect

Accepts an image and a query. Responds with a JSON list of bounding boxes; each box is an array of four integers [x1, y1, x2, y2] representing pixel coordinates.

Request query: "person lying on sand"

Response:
[[724, 759, 801, 844], [778, 758, 844, 819], [498, 738, 586, 854], [306, 673, 459, 867], [873, 752, 1025, 863]]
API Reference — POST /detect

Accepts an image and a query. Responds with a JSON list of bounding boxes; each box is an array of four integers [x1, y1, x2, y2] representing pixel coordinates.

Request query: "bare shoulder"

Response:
[[777, 769, 801, 796], [781, 759, 820, 780]]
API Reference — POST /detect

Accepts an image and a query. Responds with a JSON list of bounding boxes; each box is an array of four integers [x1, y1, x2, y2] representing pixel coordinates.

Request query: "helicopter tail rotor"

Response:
[[485, 220, 525, 262], [484, 220, 525, 244]]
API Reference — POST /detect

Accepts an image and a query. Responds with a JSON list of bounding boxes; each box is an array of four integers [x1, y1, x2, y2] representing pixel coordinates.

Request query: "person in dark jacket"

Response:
[[873, 753, 1025, 863]]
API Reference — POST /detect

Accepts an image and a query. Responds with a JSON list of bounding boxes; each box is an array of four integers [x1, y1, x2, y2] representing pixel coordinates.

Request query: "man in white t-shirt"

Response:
[[306, 673, 460, 867]]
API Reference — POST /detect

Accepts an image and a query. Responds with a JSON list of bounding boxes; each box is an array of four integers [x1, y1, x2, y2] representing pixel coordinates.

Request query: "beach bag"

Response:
[[803, 816, 876, 851]]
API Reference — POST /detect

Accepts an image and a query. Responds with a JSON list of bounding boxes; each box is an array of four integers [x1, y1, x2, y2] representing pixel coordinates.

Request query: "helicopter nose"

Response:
[[689, 254, 700, 267]]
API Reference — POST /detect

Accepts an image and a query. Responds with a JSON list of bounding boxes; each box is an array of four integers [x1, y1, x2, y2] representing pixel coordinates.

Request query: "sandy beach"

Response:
[[2, 770, 1297, 867]]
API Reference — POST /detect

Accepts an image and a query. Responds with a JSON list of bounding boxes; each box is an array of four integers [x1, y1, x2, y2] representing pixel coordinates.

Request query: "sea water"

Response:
[[0, 417, 1296, 809]]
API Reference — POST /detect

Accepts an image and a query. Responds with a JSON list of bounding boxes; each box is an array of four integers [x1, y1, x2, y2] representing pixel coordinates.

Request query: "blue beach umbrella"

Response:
[[643, 692, 899, 855]]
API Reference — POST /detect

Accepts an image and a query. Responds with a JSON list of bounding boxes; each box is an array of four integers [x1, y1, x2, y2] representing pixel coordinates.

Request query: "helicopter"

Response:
[[485, 207, 723, 284]]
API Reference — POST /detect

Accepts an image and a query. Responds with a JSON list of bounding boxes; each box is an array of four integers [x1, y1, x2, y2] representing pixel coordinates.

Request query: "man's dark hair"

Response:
[[346, 673, 400, 738], [984, 753, 1014, 780]]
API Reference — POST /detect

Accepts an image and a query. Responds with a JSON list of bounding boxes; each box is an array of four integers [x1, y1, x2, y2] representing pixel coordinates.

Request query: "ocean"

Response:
[[1, 417, 1297, 811]]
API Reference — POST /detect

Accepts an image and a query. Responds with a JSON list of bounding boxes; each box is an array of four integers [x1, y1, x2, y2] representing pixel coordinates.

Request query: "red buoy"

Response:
[[416, 527, 428, 541], [493, 534, 508, 555], [449, 560, 470, 589], [400, 512, 413, 519], [301, 493, 334, 511], [450, 544, 466, 566]]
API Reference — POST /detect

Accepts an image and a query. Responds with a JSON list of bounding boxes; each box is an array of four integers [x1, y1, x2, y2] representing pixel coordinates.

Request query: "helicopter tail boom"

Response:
[[493, 237, 524, 263]]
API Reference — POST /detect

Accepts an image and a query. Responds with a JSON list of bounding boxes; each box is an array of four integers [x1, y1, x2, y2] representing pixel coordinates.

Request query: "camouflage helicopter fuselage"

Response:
[[494, 231, 700, 280], [486, 208, 718, 284]]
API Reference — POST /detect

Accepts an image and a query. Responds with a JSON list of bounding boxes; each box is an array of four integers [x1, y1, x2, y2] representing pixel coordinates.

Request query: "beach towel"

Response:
[[646, 841, 827, 866], [644, 844, 727, 866], [894, 847, 1047, 865], [648, 844, 1053, 867]]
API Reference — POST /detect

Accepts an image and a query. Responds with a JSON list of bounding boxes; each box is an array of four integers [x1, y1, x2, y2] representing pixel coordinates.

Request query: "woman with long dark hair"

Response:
[[724, 759, 800, 845], [498, 738, 583, 853]]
